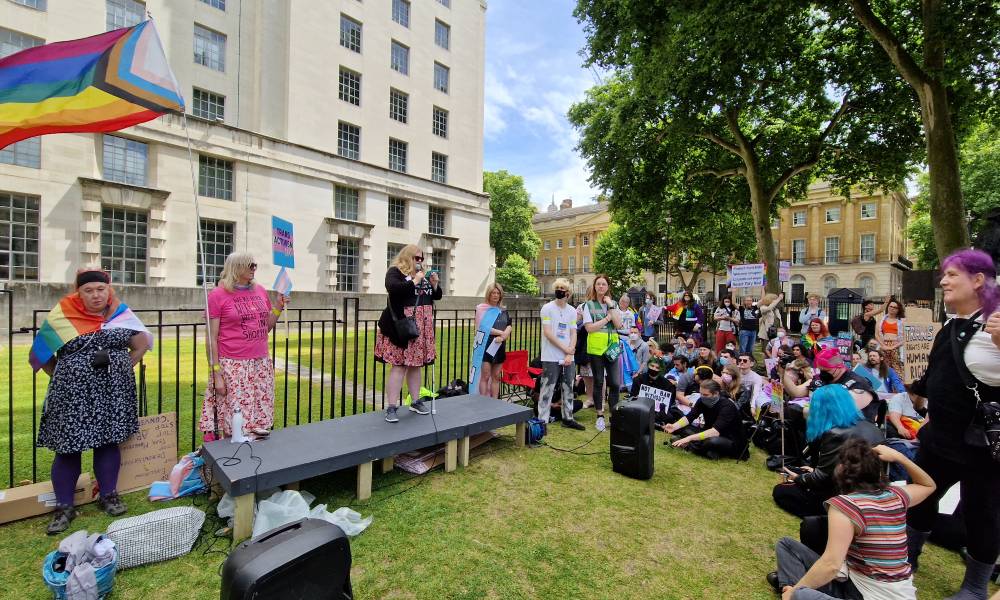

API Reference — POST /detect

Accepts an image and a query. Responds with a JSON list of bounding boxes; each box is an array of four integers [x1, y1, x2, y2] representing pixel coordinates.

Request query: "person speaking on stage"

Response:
[[31, 268, 153, 534], [199, 253, 286, 441], [376, 244, 442, 423], [473, 283, 511, 398]]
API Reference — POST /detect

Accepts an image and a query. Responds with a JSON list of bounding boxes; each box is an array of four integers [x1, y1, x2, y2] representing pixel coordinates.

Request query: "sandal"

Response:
[[98, 492, 127, 517], [46, 505, 77, 535]]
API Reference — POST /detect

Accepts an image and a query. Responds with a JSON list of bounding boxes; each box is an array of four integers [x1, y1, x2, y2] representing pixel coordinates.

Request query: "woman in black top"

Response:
[[662, 379, 745, 459], [905, 249, 1000, 600], [375, 244, 443, 423]]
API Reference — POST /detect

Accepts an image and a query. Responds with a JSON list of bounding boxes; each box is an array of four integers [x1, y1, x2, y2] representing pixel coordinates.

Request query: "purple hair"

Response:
[[941, 248, 999, 315]]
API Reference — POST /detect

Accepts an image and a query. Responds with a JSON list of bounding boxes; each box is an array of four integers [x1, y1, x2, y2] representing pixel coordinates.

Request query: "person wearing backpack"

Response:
[[581, 274, 624, 432], [904, 249, 1000, 600]]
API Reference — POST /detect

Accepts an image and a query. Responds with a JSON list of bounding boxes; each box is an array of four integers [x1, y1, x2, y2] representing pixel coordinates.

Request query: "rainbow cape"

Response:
[[29, 293, 153, 372], [0, 20, 183, 149], [665, 301, 685, 319]]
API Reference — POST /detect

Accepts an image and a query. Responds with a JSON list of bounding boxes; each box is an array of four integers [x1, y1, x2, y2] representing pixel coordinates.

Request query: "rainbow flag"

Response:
[[29, 293, 153, 372], [665, 301, 685, 319], [0, 20, 183, 149]]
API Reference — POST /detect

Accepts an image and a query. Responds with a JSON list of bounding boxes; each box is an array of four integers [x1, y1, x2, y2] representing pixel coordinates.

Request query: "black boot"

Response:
[[944, 556, 994, 600], [46, 505, 77, 535], [906, 525, 930, 571]]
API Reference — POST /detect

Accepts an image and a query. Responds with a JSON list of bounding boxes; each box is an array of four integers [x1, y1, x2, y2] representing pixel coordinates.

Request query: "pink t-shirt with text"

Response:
[[208, 285, 273, 359]]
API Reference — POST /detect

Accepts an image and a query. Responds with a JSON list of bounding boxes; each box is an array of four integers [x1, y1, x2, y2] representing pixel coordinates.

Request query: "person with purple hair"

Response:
[[905, 248, 1000, 600]]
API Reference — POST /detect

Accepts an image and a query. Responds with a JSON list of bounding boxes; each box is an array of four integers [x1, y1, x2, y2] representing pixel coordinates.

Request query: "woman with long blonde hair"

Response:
[[375, 243, 443, 422], [475, 283, 511, 398], [199, 252, 287, 441]]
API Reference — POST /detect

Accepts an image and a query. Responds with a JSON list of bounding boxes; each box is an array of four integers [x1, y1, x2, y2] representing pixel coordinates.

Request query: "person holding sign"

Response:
[[376, 244, 442, 423], [199, 253, 286, 441], [904, 249, 1000, 600], [31, 268, 153, 534], [473, 283, 511, 398], [582, 274, 624, 432], [630, 357, 678, 426]]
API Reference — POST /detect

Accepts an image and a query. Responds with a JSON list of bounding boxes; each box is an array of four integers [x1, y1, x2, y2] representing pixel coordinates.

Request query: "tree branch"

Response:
[[687, 166, 744, 181], [725, 108, 752, 155], [696, 131, 742, 157], [846, 0, 930, 92]]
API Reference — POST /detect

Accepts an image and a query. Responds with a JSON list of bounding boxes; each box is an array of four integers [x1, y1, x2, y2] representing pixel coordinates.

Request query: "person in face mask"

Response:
[[807, 348, 879, 423], [627, 326, 650, 373], [765, 326, 792, 359], [713, 296, 739, 352], [661, 379, 746, 459], [640, 292, 660, 341], [631, 357, 681, 426]]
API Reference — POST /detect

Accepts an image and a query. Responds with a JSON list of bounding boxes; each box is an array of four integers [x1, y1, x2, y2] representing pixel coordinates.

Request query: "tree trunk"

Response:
[[921, 80, 970, 259], [747, 177, 782, 294]]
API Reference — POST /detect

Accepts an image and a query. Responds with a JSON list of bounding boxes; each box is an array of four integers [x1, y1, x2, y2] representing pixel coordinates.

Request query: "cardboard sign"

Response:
[[729, 263, 766, 289], [903, 308, 940, 384], [638, 385, 672, 412], [117, 412, 178, 493], [271, 216, 295, 268]]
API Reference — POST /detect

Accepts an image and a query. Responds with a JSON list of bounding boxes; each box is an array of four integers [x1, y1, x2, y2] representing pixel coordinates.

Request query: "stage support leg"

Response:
[[382, 456, 394, 474], [357, 461, 373, 501], [515, 422, 526, 448], [445, 439, 458, 473], [458, 436, 470, 468], [233, 493, 254, 541], [284, 481, 300, 491]]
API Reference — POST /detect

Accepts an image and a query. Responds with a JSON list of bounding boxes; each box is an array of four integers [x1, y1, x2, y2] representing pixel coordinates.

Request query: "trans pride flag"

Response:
[[0, 20, 183, 149]]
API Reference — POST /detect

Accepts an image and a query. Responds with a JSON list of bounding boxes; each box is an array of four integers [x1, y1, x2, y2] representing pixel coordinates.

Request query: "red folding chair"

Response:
[[499, 350, 542, 405]]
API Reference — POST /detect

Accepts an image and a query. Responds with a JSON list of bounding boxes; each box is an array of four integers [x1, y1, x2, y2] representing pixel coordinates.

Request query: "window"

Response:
[[697, 279, 706, 295], [196, 219, 233, 285], [555, 257, 562, 273], [861, 202, 877, 220], [431, 152, 447, 184], [568, 256, 576, 273], [582, 235, 589, 247], [336, 238, 360, 292], [392, 0, 410, 27], [198, 155, 233, 200], [199, 0, 225, 9], [390, 40, 409, 75], [437, 0, 450, 6], [771, 217, 779, 229], [334, 185, 359, 221], [101, 207, 147, 284], [435, 20, 450, 49], [387, 242, 404, 268], [531, 260, 538, 274], [428, 206, 446, 235], [388, 197, 406, 228], [192, 88, 225, 121], [389, 89, 408, 123], [582, 255, 590, 272], [388, 138, 407, 173], [792, 239, 806, 265], [556, 239, 563, 249], [790, 276, 806, 303], [106, 0, 143, 31], [338, 67, 361, 106], [857, 275, 874, 297], [193, 24, 225, 72], [11, 0, 46, 10], [543, 240, 551, 250], [432, 106, 448, 138], [822, 275, 839, 296], [0, 28, 43, 169], [825, 206, 841, 223], [543, 259, 550, 274], [432, 249, 448, 293], [824, 236, 840, 264], [337, 121, 360, 160], [773, 240, 780, 258], [860, 233, 876, 263], [0, 192, 40, 281], [792, 210, 806, 226], [569, 237, 576, 248], [102, 136, 147, 186], [339, 14, 362, 53], [434, 62, 449, 93]]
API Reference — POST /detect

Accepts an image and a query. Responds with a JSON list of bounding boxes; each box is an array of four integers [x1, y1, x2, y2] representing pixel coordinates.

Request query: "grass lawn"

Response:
[[0, 408, 986, 600]]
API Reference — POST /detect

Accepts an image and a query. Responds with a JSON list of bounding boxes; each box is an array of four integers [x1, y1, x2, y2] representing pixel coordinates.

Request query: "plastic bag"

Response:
[[252, 490, 372, 538]]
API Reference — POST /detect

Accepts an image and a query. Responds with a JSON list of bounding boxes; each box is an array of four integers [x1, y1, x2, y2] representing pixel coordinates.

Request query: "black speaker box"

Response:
[[610, 396, 655, 480], [220, 518, 353, 600]]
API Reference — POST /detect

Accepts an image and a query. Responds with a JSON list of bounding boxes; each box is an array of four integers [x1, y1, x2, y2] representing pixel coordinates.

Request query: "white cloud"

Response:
[[483, 101, 508, 140]]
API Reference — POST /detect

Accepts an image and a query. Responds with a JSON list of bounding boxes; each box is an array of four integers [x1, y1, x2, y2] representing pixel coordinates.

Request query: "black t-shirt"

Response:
[[686, 395, 743, 442], [739, 306, 761, 331], [810, 370, 879, 421]]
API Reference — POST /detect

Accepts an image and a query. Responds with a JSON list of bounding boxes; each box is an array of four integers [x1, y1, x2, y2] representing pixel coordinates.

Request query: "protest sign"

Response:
[[118, 412, 177, 493], [779, 261, 790, 282], [836, 332, 854, 365], [638, 385, 672, 413], [729, 263, 766, 288], [903, 308, 940, 384], [271, 216, 294, 268], [646, 305, 663, 322]]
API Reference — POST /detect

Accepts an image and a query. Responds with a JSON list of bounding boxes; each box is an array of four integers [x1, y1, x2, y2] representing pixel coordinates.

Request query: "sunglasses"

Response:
[[738, 358, 751, 363], [415, 256, 424, 261], [248, 263, 258, 269]]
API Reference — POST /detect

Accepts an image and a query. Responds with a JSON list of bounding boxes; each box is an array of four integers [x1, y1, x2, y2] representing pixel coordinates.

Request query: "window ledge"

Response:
[[326, 216, 375, 229], [78, 177, 171, 199]]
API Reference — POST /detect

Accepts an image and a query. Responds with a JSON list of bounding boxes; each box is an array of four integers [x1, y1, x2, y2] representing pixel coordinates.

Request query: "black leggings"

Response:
[[907, 446, 1000, 564], [672, 427, 740, 459], [589, 353, 619, 413], [773, 482, 828, 519]]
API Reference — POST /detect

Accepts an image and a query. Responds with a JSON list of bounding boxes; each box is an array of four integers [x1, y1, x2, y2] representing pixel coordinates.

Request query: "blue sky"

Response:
[[483, 0, 602, 210]]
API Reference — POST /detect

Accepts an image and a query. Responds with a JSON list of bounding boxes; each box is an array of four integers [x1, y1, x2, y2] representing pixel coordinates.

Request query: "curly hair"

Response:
[[833, 438, 887, 494]]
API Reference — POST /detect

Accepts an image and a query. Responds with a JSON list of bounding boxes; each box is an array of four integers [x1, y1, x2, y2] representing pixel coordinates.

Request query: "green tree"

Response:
[[483, 170, 542, 265], [833, 0, 999, 262], [572, 1, 922, 293], [494, 254, 539, 295], [592, 223, 646, 296]]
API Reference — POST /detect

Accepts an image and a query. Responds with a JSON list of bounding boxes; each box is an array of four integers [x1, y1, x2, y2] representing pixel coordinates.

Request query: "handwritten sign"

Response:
[[646, 306, 663, 323], [779, 261, 791, 282], [729, 263, 766, 289], [271, 216, 295, 268], [638, 385, 672, 413], [903, 308, 940, 384], [117, 412, 177, 493], [836, 332, 854, 365]]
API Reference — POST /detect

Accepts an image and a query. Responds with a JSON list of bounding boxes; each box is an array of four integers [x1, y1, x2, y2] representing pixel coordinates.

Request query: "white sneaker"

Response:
[[595, 416, 606, 432]]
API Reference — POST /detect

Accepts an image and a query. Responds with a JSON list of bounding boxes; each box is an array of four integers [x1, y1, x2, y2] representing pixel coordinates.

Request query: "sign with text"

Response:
[[729, 263, 766, 289], [118, 412, 177, 493], [779, 261, 791, 282], [646, 306, 663, 323], [836, 332, 854, 365], [271, 216, 295, 268], [903, 308, 940, 384], [638, 385, 672, 413]]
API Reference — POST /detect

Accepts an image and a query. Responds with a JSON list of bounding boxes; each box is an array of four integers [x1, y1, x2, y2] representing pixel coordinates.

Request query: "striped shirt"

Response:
[[826, 487, 912, 582]]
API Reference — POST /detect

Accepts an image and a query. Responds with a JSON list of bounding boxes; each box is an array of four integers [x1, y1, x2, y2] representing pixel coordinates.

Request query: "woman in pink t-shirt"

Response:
[[198, 253, 287, 440]]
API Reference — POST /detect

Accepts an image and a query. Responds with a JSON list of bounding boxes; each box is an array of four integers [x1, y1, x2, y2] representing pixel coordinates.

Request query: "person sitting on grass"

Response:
[[767, 440, 935, 600], [676, 364, 715, 413], [631, 356, 680, 426], [661, 379, 746, 460], [692, 343, 722, 374]]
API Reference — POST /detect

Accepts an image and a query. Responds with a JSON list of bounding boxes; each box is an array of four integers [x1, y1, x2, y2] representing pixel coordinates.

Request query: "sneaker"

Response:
[[595, 416, 606, 432], [562, 419, 585, 431], [98, 492, 127, 517], [385, 406, 399, 423], [46, 505, 77, 535], [409, 400, 430, 415]]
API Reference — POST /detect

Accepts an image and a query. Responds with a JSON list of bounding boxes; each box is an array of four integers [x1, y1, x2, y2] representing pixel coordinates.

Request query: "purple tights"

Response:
[[51, 444, 121, 507]]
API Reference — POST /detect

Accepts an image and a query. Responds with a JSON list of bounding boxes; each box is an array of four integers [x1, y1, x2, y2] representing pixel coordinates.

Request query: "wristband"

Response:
[[211, 364, 221, 372], [675, 417, 689, 429], [271, 308, 282, 316], [698, 431, 707, 441]]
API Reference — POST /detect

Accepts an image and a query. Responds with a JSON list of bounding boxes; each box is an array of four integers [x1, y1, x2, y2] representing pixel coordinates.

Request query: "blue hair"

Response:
[[806, 385, 863, 442]]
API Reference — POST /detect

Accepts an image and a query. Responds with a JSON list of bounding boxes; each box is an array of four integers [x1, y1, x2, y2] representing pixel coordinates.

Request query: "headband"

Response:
[[76, 270, 111, 288]]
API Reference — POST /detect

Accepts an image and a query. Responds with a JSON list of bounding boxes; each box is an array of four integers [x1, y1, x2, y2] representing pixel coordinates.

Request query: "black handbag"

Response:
[[388, 294, 420, 344], [949, 311, 1000, 462]]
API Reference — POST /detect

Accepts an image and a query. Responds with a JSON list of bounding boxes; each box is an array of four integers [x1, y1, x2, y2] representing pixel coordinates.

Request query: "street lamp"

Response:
[[711, 251, 716, 302], [664, 214, 672, 303]]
